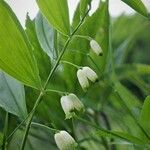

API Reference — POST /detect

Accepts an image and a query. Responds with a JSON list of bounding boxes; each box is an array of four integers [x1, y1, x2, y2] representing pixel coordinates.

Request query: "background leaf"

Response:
[[7, 126, 57, 150], [36, 0, 70, 35], [0, 1, 41, 89], [0, 72, 27, 118], [95, 130, 145, 145], [35, 12, 56, 60], [139, 96, 150, 136]]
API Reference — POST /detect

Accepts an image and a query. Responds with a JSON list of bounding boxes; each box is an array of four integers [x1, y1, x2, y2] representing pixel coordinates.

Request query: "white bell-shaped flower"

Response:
[[90, 40, 103, 56], [54, 130, 77, 150], [61, 93, 84, 119], [77, 69, 89, 91], [82, 66, 98, 82]]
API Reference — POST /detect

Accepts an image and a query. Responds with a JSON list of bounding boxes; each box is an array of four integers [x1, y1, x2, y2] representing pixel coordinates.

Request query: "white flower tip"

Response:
[[82, 67, 98, 83], [90, 40, 103, 56], [54, 131, 77, 150], [77, 69, 89, 91], [87, 108, 95, 115], [60, 94, 84, 119]]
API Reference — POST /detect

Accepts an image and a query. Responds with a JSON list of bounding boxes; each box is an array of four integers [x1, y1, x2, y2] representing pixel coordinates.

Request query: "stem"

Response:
[[72, 118, 77, 141], [20, 6, 91, 150], [6, 107, 36, 143], [60, 60, 80, 69], [54, 30, 58, 58], [73, 35, 92, 41], [20, 91, 44, 150], [87, 54, 102, 72], [45, 89, 68, 95], [31, 122, 59, 133], [2, 112, 9, 150]]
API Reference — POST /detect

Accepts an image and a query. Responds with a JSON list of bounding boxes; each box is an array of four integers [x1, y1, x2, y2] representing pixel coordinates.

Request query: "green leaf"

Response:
[[139, 96, 150, 136], [0, 72, 27, 118], [72, 3, 80, 29], [35, 12, 56, 59], [114, 39, 131, 66], [36, 0, 70, 35], [114, 81, 141, 114], [0, 1, 41, 89], [0, 133, 3, 147], [121, 0, 148, 17], [95, 130, 145, 145], [80, 0, 91, 17], [25, 14, 51, 84]]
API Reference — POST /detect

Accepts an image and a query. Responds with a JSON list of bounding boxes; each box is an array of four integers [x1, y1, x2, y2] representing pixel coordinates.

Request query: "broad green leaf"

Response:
[[0, 72, 27, 118], [95, 130, 145, 144], [139, 96, 150, 136], [35, 12, 56, 59], [25, 14, 51, 84], [121, 0, 148, 17], [36, 0, 70, 35], [0, 1, 41, 89]]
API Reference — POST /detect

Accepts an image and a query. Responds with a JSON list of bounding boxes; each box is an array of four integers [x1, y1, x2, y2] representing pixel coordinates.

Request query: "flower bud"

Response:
[[77, 69, 89, 91], [87, 108, 95, 115], [90, 40, 103, 56], [54, 130, 77, 150], [82, 66, 98, 82], [61, 93, 84, 119]]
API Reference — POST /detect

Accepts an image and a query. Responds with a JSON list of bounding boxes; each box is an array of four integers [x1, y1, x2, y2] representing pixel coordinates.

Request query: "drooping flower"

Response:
[[77, 67, 99, 91], [90, 40, 103, 56], [54, 130, 77, 150], [82, 66, 98, 82], [77, 69, 89, 91], [60, 93, 84, 119]]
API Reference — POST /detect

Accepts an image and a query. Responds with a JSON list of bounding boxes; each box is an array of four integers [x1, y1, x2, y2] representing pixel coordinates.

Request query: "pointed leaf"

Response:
[[0, 72, 27, 118], [35, 12, 56, 59], [0, 1, 41, 89], [140, 96, 150, 136], [121, 0, 148, 17], [95, 130, 145, 144], [36, 0, 70, 35], [80, 0, 91, 17]]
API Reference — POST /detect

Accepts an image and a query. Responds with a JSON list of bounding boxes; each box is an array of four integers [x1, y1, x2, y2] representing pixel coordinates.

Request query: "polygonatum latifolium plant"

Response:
[[0, 0, 150, 150]]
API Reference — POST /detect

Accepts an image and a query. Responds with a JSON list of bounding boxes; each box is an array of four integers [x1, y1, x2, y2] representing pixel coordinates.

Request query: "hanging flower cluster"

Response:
[[54, 39, 101, 150], [77, 66, 98, 91]]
